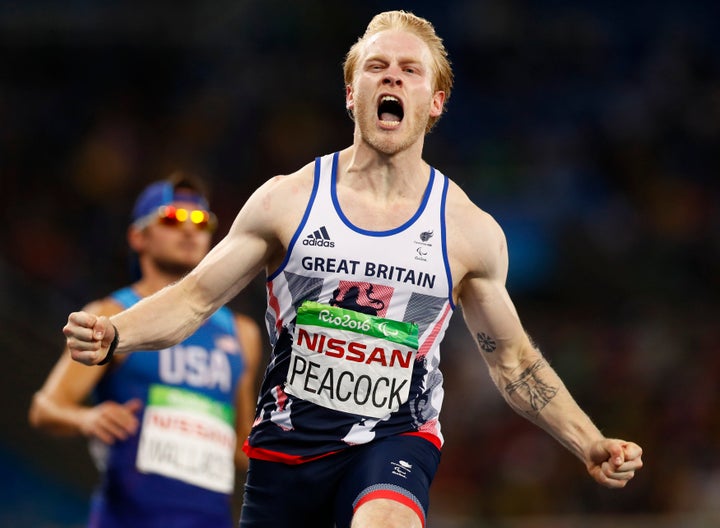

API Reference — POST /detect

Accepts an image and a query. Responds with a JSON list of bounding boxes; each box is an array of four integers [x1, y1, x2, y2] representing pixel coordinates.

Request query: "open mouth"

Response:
[[377, 95, 404, 124]]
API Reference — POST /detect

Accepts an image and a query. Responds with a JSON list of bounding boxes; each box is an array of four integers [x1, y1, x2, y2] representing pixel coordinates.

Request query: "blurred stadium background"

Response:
[[1, 1, 719, 526]]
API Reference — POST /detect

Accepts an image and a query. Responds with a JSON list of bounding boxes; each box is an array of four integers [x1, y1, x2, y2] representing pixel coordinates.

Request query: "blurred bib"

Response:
[[136, 384, 236, 493]]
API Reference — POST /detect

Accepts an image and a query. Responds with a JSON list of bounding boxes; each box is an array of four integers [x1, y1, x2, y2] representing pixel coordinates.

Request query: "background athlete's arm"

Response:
[[232, 312, 263, 470], [449, 187, 643, 488], [31, 298, 142, 443], [65, 176, 288, 366]]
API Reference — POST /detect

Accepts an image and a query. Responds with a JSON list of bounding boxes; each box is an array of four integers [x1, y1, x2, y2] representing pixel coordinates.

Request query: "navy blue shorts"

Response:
[[239, 435, 441, 528]]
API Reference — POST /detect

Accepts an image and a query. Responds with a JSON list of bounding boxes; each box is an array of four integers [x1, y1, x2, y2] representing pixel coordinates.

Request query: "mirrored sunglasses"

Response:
[[135, 205, 217, 232]]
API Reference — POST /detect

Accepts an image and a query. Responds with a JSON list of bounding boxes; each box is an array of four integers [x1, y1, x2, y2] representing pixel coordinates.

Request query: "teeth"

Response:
[[378, 95, 402, 126]]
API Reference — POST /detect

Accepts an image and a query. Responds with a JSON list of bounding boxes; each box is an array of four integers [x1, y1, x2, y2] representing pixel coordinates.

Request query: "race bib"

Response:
[[136, 385, 236, 493], [285, 301, 419, 419]]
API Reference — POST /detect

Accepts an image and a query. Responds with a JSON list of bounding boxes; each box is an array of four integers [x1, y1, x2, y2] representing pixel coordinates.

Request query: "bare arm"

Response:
[[30, 299, 142, 443], [232, 312, 263, 470], [459, 272, 605, 462], [65, 174, 294, 366], [450, 188, 642, 488]]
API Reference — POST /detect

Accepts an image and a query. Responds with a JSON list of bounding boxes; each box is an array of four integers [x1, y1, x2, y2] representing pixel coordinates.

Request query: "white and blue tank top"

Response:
[[246, 151, 454, 463]]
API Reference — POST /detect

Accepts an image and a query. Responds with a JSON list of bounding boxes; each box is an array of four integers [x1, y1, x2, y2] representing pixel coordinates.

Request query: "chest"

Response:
[[334, 192, 423, 232]]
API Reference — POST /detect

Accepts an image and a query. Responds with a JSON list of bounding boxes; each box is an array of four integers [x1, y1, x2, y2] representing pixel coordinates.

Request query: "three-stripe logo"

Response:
[[303, 226, 335, 247]]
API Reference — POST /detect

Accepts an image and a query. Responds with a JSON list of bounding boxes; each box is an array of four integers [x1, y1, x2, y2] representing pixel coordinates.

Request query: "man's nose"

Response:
[[382, 73, 402, 86]]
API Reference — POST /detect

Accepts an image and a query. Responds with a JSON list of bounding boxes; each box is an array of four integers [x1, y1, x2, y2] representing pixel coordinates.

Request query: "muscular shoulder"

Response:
[[238, 160, 317, 240], [444, 180, 508, 283], [261, 161, 316, 200]]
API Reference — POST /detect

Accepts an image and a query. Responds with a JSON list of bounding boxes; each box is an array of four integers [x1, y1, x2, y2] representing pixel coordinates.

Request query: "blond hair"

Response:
[[343, 10, 453, 132]]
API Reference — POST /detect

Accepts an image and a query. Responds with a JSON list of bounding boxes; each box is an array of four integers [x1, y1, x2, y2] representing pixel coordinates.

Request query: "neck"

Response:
[[340, 141, 429, 198]]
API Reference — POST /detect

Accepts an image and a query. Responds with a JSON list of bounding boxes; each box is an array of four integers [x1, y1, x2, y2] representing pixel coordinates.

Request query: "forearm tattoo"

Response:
[[504, 359, 558, 417], [476, 332, 497, 353]]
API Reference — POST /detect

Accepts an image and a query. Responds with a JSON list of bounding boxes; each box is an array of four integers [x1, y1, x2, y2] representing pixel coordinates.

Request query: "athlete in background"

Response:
[[31, 174, 262, 528], [62, 11, 643, 528]]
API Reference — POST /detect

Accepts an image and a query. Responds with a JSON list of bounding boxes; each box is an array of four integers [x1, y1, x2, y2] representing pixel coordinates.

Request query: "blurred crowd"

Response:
[[1, 0, 719, 525]]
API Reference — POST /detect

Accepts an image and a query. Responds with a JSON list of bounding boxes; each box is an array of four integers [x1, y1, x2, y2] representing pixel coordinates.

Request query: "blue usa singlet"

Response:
[[245, 151, 454, 464], [88, 287, 245, 528]]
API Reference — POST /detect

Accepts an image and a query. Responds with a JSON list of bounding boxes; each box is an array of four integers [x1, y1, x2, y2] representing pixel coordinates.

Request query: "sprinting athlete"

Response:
[[62, 11, 643, 528], [31, 174, 262, 527]]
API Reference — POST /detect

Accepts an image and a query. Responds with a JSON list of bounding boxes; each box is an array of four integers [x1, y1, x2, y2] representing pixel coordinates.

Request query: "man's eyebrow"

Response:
[[363, 53, 425, 67]]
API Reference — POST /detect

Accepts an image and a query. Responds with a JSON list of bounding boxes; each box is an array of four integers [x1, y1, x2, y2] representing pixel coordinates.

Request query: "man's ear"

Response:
[[127, 226, 145, 253], [429, 90, 446, 118], [345, 84, 355, 119]]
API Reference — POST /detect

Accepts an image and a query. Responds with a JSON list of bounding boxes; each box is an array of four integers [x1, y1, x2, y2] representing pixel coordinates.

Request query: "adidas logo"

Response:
[[303, 226, 335, 248]]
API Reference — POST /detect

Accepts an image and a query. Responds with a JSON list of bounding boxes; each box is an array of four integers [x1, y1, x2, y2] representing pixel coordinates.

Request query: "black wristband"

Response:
[[97, 325, 119, 366]]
